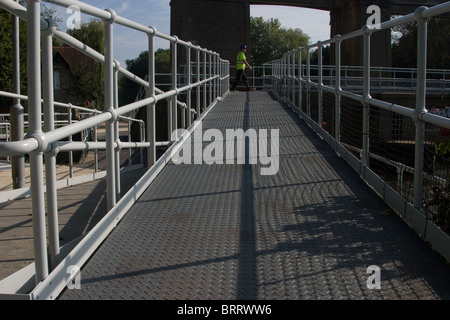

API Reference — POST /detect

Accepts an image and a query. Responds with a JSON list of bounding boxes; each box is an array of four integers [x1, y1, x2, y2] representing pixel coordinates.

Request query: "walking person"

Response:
[[230, 44, 255, 92]]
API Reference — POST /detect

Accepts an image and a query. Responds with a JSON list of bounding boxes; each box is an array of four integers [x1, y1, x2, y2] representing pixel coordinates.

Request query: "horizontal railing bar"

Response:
[[1, 0, 219, 114], [367, 97, 416, 118], [0, 0, 50, 29], [342, 142, 447, 185], [43, 112, 112, 148], [0, 138, 39, 156], [421, 1, 450, 18], [53, 141, 148, 152], [0, 27, 220, 158], [336, 89, 362, 102], [290, 3, 450, 52], [44, 0, 218, 51], [378, 12, 417, 31], [42, 75, 216, 151], [52, 140, 171, 153], [0, 0, 230, 295], [0, 91, 146, 124], [420, 110, 450, 128], [45, 0, 111, 20]]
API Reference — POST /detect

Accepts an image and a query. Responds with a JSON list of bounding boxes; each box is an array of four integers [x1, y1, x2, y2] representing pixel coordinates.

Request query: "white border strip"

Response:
[[29, 94, 226, 300]]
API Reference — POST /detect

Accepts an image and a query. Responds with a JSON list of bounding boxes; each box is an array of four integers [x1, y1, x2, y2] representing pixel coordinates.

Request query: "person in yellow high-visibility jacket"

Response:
[[231, 44, 255, 92]]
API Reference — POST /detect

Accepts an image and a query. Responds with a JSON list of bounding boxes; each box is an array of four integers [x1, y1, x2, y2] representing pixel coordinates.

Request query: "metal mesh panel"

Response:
[[340, 97, 364, 151], [368, 106, 416, 202], [422, 121, 450, 234], [322, 92, 335, 137]]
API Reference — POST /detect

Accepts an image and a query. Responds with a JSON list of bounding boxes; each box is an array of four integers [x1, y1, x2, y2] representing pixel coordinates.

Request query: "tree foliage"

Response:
[[66, 20, 104, 55], [0, 3, 64, 111], [250, 16, 310, 66], [64, 20, 105, 109], [118, 49, 170, 107], [0, 8, 27, 111], [392, 16, 450, 69]]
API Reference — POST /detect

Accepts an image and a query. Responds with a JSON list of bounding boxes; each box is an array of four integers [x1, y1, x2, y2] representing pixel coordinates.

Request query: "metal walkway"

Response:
[[59, 91, 450, 300]]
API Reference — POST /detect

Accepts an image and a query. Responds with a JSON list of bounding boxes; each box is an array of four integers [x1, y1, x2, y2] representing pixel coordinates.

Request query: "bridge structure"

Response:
[[0, 0, 450, 300], [170, 0, 449, 67]]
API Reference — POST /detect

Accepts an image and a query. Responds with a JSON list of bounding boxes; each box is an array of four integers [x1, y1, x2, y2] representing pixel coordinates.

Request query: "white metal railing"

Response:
[[0, 108, 145, 183], [0, 0, 229, 296], [295, 65, 450, 94], [267, 3, 450, 262], [230, 64, 450, 93]]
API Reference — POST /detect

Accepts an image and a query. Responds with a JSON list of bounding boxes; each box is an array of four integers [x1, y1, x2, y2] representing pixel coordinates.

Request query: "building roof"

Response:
[[53, 46, 98, 74]]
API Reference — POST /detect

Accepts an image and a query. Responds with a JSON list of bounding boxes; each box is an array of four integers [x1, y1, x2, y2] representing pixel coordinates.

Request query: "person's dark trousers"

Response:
[[231, 69, 249, 90]]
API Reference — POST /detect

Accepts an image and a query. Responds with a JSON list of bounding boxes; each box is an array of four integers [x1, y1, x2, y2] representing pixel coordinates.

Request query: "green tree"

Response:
[[118, 48, 170, 107], [65, 20, 105, 109], [392, 16, 450, 69], [250, 17, 310, 66], [0, 8, 27, 112], [0, 2, 60, 112], [66, 19, 104, 54], [310, 45, 331, 65]]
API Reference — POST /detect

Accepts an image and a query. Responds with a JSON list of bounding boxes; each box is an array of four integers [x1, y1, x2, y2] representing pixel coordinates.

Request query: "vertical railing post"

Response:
[[186, 43, 192, 127], [272, 60, 275, 92], [213, 53, 217, 99], [291, 51, 296, 103], [298, 49, 303, 110], [220, 59, 223, 95], [147, 29, 156, 167], [318, 43, 324, 127], [219, 59, 223, 96], [272, 60, 276, 93], [362, 27, 371, 165], [103, 9, 117, 211], [306, 46, 311, 117], [344, 66, 348, 90], [279, 58, 282, 96], [223, 59, 226, 96], [68, 105, 73, 178], [42, 19, 60, 270], [128, 120, 132, 166], [180, 60, 186, 130], [27, 0, 49, 283], [413, 7, 429, 210], [278, 59, 281, 95], [94, 120, 99, 172], [287, 53, 291, 100], [274, 60, 277, 94], [203, 50, 207, 111], [281, 56, 284, 96], [262, 63, 266, 90], [280, 57, 283, 96], [223, 59, 226, 95], [209, 51, 212, 105], [140, 121, 144, 165], [283, 54, 287, 98], [334, 36, 342, 141], [216, 54, 220, 98], [214, 54, 217, 99], [196, 47, 201, 116], [171, 37, 178, 139], [113, 59, 121, 200], [227, 59, 230, 93], [10, 0, 25, 190]]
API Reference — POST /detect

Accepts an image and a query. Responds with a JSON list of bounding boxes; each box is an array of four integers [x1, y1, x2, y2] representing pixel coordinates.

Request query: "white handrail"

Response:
[[0, 0, 230, 290], [267, 1, 450, 253]]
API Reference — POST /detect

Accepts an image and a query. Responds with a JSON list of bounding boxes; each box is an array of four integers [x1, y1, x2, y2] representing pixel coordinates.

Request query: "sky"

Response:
[[45, 0, 331, 67]]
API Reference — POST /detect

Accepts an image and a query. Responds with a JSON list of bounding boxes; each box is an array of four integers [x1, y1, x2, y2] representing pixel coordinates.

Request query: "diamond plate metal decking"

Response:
[[59, 91, 450, 300]]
